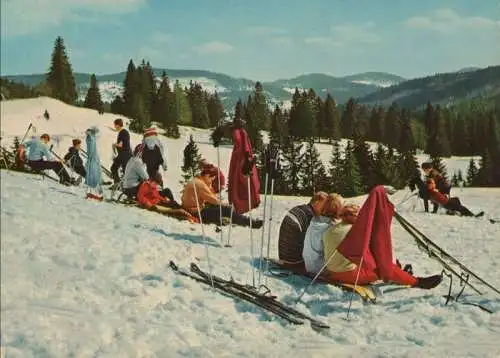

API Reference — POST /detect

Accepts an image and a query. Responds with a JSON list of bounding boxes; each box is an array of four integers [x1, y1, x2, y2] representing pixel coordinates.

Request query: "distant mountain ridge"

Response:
[[2, 69, 406, 111], [3, 66, 494, 111], [357, 65, 500, 109]]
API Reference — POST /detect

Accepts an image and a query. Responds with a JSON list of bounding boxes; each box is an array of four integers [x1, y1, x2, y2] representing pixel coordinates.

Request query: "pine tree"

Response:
[[281, 137, 304, 194], [342, 141, 364, 197], [352, 125, 374, 191], [83, 74, 103, 113], [234, 98, 244, 120], [155, 71, 179, 138], [328, 140, 345, 194], [476, 149, 494, 186], [384, 103, 401, 148], [188, 82, 210, 129], [110, 96, 124, 115], [466, 158, 479, 187], [427, 105, 452, 157], [173, 80, 192, 126], [122, 59, 138, 119], [46, 36, 77, 104], [300, 139, 328, 195], [341, 98, 356, 139], [270, 104, 286, 145], [207, 92, 225, 128], [181, 135, 203, 184], [323, 93, 341, 142], [368, 106, 385, 142]]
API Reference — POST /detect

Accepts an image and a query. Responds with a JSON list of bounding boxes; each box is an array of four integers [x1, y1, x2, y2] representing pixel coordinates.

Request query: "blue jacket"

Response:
[[24, 139, 52, 161]]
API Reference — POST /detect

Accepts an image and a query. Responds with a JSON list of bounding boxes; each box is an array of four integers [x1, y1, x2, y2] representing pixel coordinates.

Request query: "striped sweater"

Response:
[[278, 204, 316, 264]]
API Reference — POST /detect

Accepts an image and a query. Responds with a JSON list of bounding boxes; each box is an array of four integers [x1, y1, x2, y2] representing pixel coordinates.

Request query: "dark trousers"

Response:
[[444, 197, 474, 216], [72, 165, 86, 178], [111, 153, 131, 182], [123, 185, 140, 199], [28, 160, 71, 183], [200, 205, 251, 227]]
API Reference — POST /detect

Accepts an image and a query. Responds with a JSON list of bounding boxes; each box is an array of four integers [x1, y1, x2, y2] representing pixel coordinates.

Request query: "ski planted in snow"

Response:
[[169, 261, 330, 329]]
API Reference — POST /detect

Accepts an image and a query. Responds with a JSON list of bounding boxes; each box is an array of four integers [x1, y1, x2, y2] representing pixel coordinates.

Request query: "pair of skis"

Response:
[[394, 212, 500, 309], [169, 261, 330, 330]]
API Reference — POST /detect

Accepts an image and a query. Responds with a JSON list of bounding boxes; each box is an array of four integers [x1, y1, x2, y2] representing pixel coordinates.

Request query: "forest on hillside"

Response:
[[2, 36, 499, 197]]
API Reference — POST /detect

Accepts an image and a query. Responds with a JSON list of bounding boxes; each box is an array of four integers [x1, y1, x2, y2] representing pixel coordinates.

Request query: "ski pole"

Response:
[[191, 169, 214, 287], [247, 174, 255, 288], [224, 204, 234, 247], [264, 178, 275, 287], [216, 145, 223, 243], [258, 173, 269, 287], [20, 123, 33, 144]]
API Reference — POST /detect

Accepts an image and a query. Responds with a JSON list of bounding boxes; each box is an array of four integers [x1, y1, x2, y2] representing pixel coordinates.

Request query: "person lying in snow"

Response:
[[426, 178, 483, 217], [63, 139, 86, 178], [136, 175, 196, 222], [18, 133, 73, 185], [277, 192, 329, 268], [302, 186, 443, 289], [181, 166, 263, 228]]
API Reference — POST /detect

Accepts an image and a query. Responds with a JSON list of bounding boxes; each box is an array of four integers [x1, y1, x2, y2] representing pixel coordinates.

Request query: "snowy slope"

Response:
[[2, 170, 500, 357], [1, 97, 500, 357]]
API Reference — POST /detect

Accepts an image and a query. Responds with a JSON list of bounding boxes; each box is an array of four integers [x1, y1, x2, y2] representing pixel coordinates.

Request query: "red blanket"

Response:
[[227, 128, 260, 214]]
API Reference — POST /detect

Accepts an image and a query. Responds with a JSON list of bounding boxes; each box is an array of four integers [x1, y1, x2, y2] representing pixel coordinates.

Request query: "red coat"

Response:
[[228, 128, 260, 214], [137, 181, 165, 208]]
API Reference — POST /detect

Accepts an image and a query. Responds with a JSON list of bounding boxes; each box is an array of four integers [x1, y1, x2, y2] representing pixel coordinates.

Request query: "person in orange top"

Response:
[[427, 178, 482, 217], [181, 167, 263, 228]]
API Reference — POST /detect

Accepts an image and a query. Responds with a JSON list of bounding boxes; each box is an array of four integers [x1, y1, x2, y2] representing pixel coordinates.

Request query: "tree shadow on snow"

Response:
[[150, 227, 222, 248]]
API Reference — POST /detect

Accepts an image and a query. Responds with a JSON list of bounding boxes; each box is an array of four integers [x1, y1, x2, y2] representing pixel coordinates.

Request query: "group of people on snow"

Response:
[[15, 117, 484, 292]]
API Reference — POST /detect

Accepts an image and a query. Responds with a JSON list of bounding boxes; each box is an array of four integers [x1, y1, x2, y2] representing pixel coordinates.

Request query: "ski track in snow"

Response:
[[1, 97, 500, 357]]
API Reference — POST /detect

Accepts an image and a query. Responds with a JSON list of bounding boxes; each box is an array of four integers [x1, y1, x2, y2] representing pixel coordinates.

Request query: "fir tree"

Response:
[[465, 158, 478, 187], [328, 140, 345, 194], [427, 105, 452, 157], [342, 141, 364, 197], [281, 137, 304, 194], [181, 135, 203, 184], [270, 104, 285, 145], [234, 98, 244, 120], [341, 98, 356, 139], [174, 80, 192, 126], [323, 93, 341, 142], [300, 139, 328, 195], [155, 71, 179, 138], [207, 92, 225, 128], [384, 103, 401, 148], [46, 36, 77, 104], [188, 82, 210, 129], [476, 149, 494, 186], [429, 155, 448, 181], [83, 74, 103, 113], [122, 59, 138, 119]]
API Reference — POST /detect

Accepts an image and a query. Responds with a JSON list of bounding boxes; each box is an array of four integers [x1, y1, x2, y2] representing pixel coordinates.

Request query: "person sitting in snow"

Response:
[[136, 173, 195, 221], [121, 144, 149, 199], [277, 192, 329, 270], [199, 159, 225, 194], [303, 186, 443, 289], [142, 127, 168, 181], [421, 162, 451, 213], [63, 139, 86, 178], [426, 178, 483, 217], [181, 166, 263, 228], [18, 133, 73, 185]]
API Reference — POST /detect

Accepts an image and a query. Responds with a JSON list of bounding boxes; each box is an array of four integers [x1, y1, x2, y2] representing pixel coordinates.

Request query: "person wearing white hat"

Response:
[[142, 126, 167, 184]]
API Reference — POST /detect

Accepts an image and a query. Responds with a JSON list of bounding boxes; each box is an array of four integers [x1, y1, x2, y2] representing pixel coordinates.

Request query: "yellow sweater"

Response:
[[322, 222, 357, 273]]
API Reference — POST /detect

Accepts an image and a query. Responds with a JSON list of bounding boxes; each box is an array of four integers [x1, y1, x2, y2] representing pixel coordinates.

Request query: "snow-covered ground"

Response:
[[1, 97, 500, 357]]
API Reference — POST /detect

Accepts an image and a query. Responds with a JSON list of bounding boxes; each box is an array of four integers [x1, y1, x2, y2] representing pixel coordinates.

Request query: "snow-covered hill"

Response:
[[1, 97, 500, 357]]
